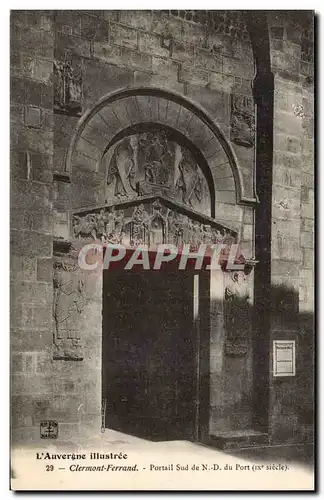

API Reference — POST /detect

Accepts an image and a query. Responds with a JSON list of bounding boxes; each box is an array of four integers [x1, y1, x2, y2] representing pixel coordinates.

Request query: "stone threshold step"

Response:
[[208, 430, 269, 450]]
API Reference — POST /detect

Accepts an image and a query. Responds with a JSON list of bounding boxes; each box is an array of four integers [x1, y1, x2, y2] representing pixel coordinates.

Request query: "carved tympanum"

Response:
[[103, 131, 211, 216], [230, 94, 255, 148]]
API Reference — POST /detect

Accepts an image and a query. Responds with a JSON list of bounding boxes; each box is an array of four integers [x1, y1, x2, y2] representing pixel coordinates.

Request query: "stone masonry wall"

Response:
[[10, 10, 55, 443], [268, 11, 314, 445]]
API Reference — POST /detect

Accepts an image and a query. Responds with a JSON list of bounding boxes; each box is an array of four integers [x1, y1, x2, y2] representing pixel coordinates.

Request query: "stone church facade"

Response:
[[11, 10, 314, 450]]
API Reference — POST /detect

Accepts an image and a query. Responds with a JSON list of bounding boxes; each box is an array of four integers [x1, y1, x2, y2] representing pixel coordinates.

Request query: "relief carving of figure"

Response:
[[230, 94, 255, 148], [131, 204, 149, 246], [167, 211, 185, 246], [54, 58, 82, 114], [53, 271, 85, 342], [105, 207, 125, 244], [107, 139, 135, 199], [175, 149, 203, 208], [138, 131, 174, 186], [73, 213, 97, 240]]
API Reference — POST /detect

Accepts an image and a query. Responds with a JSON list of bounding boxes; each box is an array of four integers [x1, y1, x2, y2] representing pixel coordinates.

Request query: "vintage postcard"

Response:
[[10, 9, 315, 491]]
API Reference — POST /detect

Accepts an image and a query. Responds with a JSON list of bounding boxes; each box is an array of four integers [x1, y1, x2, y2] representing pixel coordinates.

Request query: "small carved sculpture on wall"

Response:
[[230, 94, 255, 148], [54, 56, 82, 114], [52, 260, 85, 360]]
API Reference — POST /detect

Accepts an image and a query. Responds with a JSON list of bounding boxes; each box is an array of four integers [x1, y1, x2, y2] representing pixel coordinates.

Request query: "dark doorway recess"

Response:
[[102, 257, 210, 441]]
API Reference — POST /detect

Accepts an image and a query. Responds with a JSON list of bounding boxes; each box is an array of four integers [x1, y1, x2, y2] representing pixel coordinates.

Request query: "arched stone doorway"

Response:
[[53, 86, 256, 443]]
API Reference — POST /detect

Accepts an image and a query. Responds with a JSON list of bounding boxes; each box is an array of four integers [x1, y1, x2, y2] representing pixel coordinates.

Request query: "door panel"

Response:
[[102, 267, 196, 440]]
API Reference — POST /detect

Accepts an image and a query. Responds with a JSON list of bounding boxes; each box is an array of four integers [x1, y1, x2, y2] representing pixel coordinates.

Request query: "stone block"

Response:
[[179, 64, 208, 86], [55, 32, 91, 60], [25, 106, 41, 128], [222, 56, 254, 78], [214, 201, 242, 223], [51, 395, 83, 423], [41, 110, 54, 132], [271, 259, 300, 278], [138, 32, 169, 58], [118, 10, 152, 30], [302, 248, 313, 269], [32, 58, 53, 84], [91, 41, 122, 66], [151, 11, 182, 39], [110, 22, 138, 49], [134, 71, 185, 95], [287, 136, 301, 154], [11, 77, 26, 104], [120, 47, 153, 72], [272, 186, 301, 221], [273, 151, 302, 170], [76, 136, 101, 162], [274, 109, 302, 136], [10, 151, 28, 180], [37, 258, 53, 282], [11, 229, 52, 258], [83, 59, 133, 108], [194, 47, 222, 72], [301, 231, 314, 249], [187, 85, 229, 127], [181, 19, 207, 46], [33, 304, 53, 329], [209, 71, 234, 93], [272, 164, 301, 190], [32, 212, 53, 233], [12, 25, 53, 59], [151, 57, 179, 78], [272, 219, 300, 239], [215, 176, 236, 192], [80, 13, 108, 41], [301, 217, 314, 233], [11, 179, 52, 211], [41, 83, 53, 110], [10, 104, 25, 128], [11, 256, 36, 282], [55, 10, 82, 36], [301, 201, 314, 219], [171, 40, 194, 63], [24, 128, 53, 154], [272, 234, 300, 261]]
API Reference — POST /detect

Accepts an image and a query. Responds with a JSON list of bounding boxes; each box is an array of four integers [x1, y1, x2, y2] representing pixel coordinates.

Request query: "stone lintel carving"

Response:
[[52, 256, 84, 361], [71, 198, 237, 249], [54, 57, 82, 115], [230, 94, 255, 148]]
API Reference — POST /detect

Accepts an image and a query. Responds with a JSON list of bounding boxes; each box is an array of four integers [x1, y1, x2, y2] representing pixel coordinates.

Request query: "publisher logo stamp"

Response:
[[40, 420, 58, 439]]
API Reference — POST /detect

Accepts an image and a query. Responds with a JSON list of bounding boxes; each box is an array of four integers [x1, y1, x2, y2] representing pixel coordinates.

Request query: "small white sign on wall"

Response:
[[273, 340, 296, 377]]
